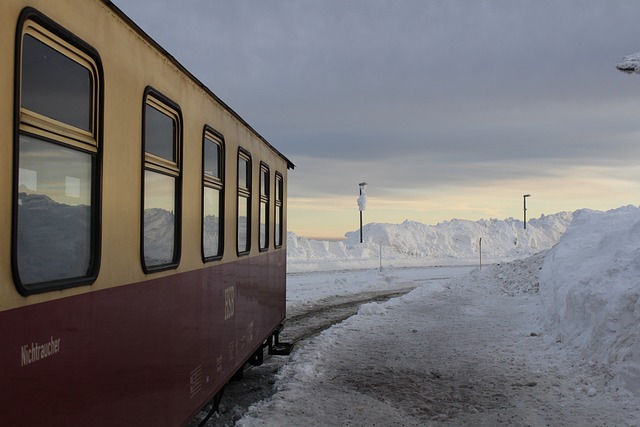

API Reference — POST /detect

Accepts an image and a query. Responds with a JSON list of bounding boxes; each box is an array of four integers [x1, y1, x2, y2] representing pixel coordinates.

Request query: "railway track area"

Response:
[[190, 287, 415, 426]]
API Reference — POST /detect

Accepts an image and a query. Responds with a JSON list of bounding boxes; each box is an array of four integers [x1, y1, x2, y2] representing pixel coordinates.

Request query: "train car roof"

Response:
[[103, 0, 294, 170]]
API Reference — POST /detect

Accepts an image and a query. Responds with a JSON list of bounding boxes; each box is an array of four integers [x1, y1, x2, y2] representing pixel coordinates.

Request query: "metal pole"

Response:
[[359, 185, 363, 243], [479, 237, 482, 270], [523, 194, 530, 229], [358, 182, 367, 243]]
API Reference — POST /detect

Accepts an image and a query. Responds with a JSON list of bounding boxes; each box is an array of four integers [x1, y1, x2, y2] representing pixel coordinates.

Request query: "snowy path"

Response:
[[237, 266, 640, 426]]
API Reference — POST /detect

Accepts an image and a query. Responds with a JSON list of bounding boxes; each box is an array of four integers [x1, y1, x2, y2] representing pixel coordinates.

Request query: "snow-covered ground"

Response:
[[234, 207, 640, 426]]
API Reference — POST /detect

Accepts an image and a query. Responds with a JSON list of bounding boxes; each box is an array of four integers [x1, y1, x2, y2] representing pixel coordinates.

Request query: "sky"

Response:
[[113, 0, 640, 239]]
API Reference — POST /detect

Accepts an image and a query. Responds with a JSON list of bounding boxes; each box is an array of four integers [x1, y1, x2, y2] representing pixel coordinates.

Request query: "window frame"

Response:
[[236, 148, 252, 256], [11, 8, 103, 296], [140, 87, 183, 273], [259, 163, 270, 252], [202, 126, 225, 262], [274, 172, 284, 249]]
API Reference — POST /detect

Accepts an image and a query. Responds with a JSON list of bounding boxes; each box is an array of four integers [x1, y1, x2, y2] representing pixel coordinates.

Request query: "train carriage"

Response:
[[0, 1, 293, 425]]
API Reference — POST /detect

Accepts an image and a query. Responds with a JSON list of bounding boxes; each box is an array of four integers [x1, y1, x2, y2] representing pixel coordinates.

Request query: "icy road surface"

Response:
[[193, 266, 473, 426]]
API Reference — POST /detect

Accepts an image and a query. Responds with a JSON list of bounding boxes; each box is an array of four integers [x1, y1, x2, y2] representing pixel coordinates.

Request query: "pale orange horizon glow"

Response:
[[287, 164, 640, 240]]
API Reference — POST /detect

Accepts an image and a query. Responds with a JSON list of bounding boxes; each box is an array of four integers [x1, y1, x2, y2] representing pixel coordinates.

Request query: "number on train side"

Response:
[[224, 285, 235, 320]]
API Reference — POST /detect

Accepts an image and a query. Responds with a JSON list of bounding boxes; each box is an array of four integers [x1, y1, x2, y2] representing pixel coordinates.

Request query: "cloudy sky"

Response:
[[115, 0, 640, 239]]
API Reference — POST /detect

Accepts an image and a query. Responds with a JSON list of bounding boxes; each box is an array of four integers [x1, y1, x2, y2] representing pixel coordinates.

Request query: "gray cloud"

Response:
[[115, 0, 640, 203]]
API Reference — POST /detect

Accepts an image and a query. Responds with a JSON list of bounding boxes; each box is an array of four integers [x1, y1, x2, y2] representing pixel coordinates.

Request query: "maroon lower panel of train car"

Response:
[[0, 250, 286, 427]]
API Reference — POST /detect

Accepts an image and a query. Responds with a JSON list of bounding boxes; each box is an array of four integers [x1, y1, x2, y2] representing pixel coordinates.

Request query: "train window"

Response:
[[259, 163, 270, 251], [203, 128, 224, 260], [13, 16, 102, 294], [275, 173, 284, 248], [237, 150, 251, 255], [142, 90, 182, 272]]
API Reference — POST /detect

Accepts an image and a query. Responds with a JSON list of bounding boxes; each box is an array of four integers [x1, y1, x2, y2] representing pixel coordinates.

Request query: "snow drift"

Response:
[[538, 206, 640, 394], [287, 212, 573, 271], [471, 205, 640, 395]]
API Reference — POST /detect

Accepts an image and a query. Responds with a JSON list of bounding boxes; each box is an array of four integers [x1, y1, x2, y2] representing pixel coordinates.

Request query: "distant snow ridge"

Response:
[[287, 212, 572, 270]]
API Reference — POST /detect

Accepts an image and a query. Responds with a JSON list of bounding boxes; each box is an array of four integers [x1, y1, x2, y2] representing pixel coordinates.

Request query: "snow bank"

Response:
[[617, 52, 640, 74], [538, 206, 640, 394], [357, 302, 386, 316], [287, 212, 572, 271]]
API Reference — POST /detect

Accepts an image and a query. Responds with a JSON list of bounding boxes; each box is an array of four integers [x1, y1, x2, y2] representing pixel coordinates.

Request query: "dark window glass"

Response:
[[275, 176, 282, 201], [204, 138, 220, 177], [16, 135, 94, 285], [238, 157, 248, 189], [21, 34, 92, 131], [145, 104, 175, 161], [260, 170, 267, 196]]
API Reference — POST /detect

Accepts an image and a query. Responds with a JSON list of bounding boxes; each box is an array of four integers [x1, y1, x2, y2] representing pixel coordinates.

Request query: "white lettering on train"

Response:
[[20, 336, 61, 367], [189, 365, 203, 398], [224, 285, 235, 320]]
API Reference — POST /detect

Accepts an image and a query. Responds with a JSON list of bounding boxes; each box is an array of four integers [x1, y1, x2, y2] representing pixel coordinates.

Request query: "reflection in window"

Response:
[[16, 135, 93, 285], [204, 138, 220, 177], [275, 173, 283, 247], [203, 133, 223, 260], [238, 156, 248, 189], [203, 187, 221, 257], [259, 206, 267, 250], [259, 165, 269, 251], [237, 152, 251, 254], [21, 34, 92, 131], [143, 170, 176, 266], [238, 196, 248, 253]]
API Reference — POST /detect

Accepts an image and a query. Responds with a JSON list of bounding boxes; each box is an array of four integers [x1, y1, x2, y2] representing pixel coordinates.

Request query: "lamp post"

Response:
[[523, 194, 531, 229], [357, 182, 368, 243]]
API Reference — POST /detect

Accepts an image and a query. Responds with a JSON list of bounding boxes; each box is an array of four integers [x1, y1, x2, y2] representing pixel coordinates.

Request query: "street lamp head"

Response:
[[523, 194, 531, 198]]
